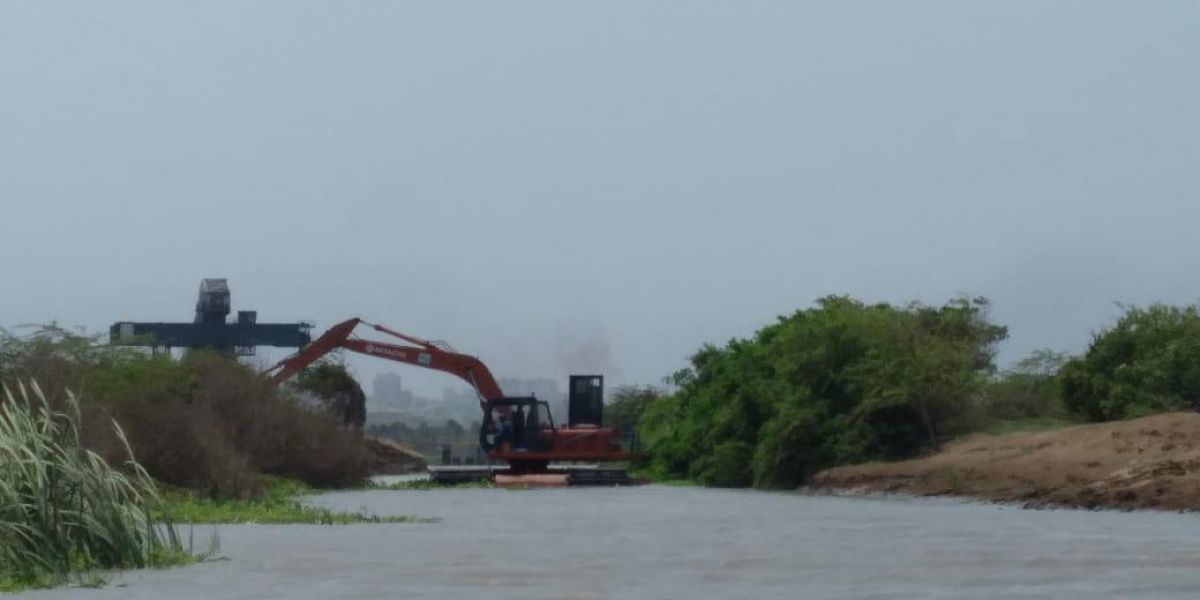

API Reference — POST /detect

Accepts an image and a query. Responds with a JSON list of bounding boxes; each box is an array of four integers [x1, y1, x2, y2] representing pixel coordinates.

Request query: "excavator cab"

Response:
[[480, 397, 555, 453]]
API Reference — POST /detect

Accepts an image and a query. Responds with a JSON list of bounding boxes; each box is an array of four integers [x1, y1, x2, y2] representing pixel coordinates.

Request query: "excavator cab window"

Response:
[[525, 404, 539, 432], [480, 397, 555, 452]]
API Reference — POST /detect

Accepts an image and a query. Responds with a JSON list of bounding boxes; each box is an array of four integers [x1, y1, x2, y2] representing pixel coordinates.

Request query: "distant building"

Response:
[[370, 372, 413, 412]]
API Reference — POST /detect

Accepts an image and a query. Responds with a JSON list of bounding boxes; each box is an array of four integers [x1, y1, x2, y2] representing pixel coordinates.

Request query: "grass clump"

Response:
[[0, 382, 195, 592], [160, 477, 436, 524], [625, 470, 697, 487], [977, 417, 1076, 436]]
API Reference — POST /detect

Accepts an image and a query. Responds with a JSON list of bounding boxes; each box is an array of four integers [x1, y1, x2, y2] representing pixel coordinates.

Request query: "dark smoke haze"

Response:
[[553, 321, 619, 380]]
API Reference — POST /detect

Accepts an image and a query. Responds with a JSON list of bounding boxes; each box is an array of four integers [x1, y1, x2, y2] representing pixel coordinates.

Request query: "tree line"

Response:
[[607, 296, 1200, 488]]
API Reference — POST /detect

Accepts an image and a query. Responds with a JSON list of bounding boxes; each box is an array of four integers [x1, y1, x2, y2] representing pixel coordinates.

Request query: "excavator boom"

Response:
[[265, 318, 362, 383], [265, 318, 504, 407]]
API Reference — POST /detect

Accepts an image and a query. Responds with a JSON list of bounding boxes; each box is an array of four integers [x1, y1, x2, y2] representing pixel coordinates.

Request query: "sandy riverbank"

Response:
[[811, 412, 1200, 511], [363, 437, 427, 474]]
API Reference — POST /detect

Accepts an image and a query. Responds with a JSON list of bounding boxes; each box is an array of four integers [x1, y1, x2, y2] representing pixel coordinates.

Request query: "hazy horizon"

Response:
[[3, 2, 1198, 397]]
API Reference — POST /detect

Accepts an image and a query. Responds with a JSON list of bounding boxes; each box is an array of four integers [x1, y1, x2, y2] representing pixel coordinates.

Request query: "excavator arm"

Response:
[[264, 318, 505, 409]]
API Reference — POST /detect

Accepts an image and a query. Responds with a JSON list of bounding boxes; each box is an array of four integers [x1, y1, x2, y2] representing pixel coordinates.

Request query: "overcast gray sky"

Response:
[[2, 2, 1198, 397]]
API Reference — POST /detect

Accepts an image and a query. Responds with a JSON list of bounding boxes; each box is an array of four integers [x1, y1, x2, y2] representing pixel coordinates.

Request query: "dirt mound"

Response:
[[810, 412, 1200, 511], [363, 437, 428, 475]]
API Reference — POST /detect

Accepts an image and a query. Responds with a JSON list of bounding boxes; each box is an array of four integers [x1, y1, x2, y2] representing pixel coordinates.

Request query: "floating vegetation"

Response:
[[161, 477, 438, 524]]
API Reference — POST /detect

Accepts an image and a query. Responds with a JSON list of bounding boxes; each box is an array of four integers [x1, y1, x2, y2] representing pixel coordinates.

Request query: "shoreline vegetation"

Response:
[[0, 383, 197, 593], [0, 328, 375, 499], [625, 297, 1200, 508], [158, 477, 436, 525], [3, 470, 436, 592], [0, 329, 432, 593]]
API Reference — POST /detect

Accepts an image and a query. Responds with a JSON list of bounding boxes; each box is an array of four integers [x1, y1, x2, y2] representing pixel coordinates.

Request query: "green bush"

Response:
[[693, 441, 754, 487], [605, 385, 661, 431], [639, 296, 1007, 488], [1061, 304, 1200, 421], [976, 349, 1070, 425], [293, 360, 367, 428], [751, 399, 825, 488]]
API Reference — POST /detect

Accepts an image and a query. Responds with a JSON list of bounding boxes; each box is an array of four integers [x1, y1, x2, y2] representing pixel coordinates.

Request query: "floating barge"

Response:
[[428, 464, 642, 487]]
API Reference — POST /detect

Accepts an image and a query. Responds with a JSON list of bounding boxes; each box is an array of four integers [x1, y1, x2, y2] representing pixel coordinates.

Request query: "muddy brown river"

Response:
[[18, 484, 1200, 599]]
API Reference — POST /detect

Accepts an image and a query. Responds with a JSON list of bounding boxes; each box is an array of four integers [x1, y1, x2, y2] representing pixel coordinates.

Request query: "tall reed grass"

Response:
[[0, 381, 189, 588]]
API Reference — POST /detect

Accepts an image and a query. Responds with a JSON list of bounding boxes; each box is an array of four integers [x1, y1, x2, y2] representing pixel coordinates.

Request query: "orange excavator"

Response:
[[265, 318, 637, 485]]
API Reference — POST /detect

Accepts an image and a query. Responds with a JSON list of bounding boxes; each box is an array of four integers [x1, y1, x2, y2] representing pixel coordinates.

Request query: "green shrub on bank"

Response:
[[693, 441, 754, 487], [958, 348, 1078, 435], [605, 385, 662, 431], [637, 299, 1200, 490], [0, 328, 369, 498], [292, 360, 367, 429], [0, 382, 190, 590], [638, 296, 1007, 489], [1061, 303, 1200, 421], [978, 349, 1069, 421]]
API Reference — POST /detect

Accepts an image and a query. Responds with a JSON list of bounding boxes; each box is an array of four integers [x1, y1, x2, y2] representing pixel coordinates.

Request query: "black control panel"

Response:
[[568, 375, 604, 427]]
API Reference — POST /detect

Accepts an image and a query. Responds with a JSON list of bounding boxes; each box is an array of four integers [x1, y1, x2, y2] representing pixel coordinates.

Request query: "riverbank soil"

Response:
[[362, 437, 427, 475], [811, 412, 1200, 510]]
